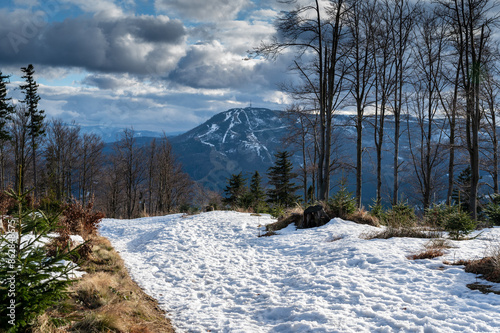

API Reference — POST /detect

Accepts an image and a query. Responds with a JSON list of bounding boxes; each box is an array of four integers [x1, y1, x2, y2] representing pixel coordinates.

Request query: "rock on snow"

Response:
[[100, 211, 500, 333]]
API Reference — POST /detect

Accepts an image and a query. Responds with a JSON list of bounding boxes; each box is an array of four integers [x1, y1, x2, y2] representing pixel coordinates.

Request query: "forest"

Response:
[[253, 0, 500, 221]]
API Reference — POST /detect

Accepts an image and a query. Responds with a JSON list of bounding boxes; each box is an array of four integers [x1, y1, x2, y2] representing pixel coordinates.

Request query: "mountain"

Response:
[[76, 125, 182, 143], [169, 107, 291, 191]]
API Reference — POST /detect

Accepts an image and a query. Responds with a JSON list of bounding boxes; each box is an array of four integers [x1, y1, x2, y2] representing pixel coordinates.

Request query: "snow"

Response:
[[99, 212, 500, 333]]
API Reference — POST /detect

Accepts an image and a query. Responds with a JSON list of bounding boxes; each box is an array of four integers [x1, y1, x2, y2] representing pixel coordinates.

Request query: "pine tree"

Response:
[[0, 70, 14, 141], [223, 172, 247, 208], [267, 151, 300, 207], [20, 64, 45, 197], [249, 171, 266, 212]]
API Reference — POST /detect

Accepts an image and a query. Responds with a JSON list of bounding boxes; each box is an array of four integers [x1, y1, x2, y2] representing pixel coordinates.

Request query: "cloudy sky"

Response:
[[0, 0, 294, 133]]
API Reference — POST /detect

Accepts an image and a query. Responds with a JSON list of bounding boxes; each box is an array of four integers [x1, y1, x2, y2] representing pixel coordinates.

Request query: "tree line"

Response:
[[0, 65, 194, 218], [255, 0, 500, 219]]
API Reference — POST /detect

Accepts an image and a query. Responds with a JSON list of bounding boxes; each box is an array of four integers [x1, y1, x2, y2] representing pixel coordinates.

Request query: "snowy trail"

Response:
[[100, 211, 500, 333]]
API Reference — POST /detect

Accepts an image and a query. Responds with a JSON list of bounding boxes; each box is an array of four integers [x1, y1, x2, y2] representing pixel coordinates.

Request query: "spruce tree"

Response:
[[0, 70, 14, 141], [223, 172, 247, 208], [0, 189, 80, 332], [452, 167, 473, 213], [20, 64, 45, 197], [267, 151, 300, 207], [249, 171, 266, 212]]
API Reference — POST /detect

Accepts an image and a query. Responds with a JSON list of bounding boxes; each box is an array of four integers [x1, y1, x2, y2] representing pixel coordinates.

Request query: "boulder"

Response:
[[299, 205, 331, 229]]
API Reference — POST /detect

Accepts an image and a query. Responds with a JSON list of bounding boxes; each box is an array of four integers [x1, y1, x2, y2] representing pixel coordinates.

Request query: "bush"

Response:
[[369, 201, 385, 221], [484, 195, 500, 226], [445, 210, 476, 239], [269, 204, 285, 219], [424, 204, 458, 228], [383, 201, 416, 228], [327, 186, 356, 219], [61, 200, 104, 240]]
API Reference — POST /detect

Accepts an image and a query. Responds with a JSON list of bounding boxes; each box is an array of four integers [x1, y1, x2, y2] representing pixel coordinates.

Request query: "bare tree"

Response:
[[44, 119, 81, 201], [113, 128, 145, 219], [10, 105, 30, 192], [481, 67, 500, 194], [345, 0, 377, 207], [152, 135, 192, 214], [255, 0, 351, 201], [437, 0, 499, 219], [405, 8, 449, 209], [78, 133, 104, 205], [281, 104, 318, 203]]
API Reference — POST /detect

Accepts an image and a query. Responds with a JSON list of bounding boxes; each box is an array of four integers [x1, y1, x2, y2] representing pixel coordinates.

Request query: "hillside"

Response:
[[169, 107, 291, 191], [100, 212, 500, 332]]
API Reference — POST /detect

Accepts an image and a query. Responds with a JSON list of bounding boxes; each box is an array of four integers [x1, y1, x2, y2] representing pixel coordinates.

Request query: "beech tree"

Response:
[[256, 0, 351, 201], [406, 8, 448, 209], [345, 0, 377, 208], [437, 0, 499, 219], [113, 128, 145, 219]]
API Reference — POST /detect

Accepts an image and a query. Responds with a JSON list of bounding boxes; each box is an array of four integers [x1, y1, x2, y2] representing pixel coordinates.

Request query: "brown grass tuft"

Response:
[[424, 238, 455, 250], [408, 248, 445, 260], [347, 209, 380, 227], [361, 227, 440, 240]]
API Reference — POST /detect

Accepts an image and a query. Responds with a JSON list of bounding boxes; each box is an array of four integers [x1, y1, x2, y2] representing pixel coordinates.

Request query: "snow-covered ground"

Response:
[[100, 211, 500, 333]]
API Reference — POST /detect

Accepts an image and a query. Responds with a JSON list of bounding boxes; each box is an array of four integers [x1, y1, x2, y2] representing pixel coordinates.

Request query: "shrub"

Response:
[[369, 200, 386, 221], [327, 186, 356, 219], [424, 204, 458, 228], [383, 201, 416, 228], [484, 195, 500, 226], [60, 200, 105, 240], [445, 210, 476, 239], [269, 204, 285, 219]]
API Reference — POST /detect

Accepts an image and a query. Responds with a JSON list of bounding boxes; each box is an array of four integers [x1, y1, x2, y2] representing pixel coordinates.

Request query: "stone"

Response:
[[299, 205, 331, 229]]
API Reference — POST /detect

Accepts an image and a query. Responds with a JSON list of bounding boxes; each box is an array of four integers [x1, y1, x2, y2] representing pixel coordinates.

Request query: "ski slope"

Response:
[[100, 211, 500, 332]]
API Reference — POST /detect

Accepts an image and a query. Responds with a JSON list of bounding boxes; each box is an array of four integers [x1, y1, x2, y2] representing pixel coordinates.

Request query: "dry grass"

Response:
[[424, 238, 454, 250], [347, 209, 380, 227], [464, 257, 500, 283], [40, 234, 175, 333], [408, 248, 445, 260], [361, 227, 441, 240]]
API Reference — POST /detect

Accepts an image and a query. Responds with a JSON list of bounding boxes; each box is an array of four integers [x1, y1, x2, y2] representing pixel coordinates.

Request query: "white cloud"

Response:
[[155, 0, 250, 22]]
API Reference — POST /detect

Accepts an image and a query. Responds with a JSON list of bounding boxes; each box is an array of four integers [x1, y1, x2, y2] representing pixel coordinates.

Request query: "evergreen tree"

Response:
[[452, 167, 473, 213], [267, 151, 300, 207], [223, 172, 247, 208], [0, 190, 80, 332], [0, 70, 14, 141], [20, 64, 45, 197], [249, 171, 266, 212]]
